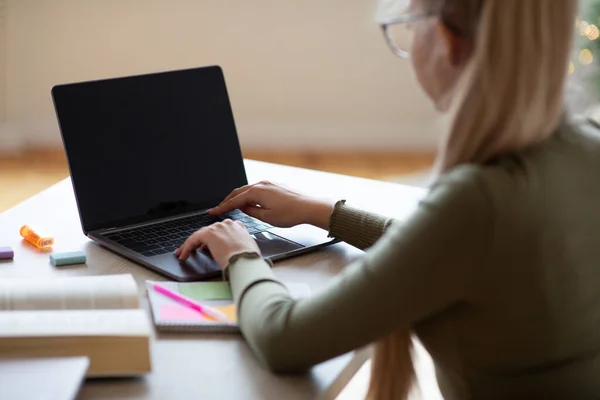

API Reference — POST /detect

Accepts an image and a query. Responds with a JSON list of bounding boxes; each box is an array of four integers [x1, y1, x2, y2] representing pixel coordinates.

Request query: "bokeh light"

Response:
[[580, 21, 590, 36], [580, 48, 594, 65], [569, 61, 575, 75], [587, 24, 600, 40]]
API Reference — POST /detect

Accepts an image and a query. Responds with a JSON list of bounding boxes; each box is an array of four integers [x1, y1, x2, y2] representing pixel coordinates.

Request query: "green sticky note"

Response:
[[179, 282, 233, 301]]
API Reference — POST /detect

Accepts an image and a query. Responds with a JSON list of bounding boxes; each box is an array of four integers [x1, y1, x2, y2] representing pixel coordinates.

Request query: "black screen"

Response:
[[52, 66, 247, 232]]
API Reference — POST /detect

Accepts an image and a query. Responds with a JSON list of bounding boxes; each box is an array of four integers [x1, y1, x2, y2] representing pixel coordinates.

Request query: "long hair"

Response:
[[367, 1, 578, 399]]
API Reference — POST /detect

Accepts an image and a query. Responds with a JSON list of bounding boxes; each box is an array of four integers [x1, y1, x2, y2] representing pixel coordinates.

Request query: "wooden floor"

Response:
[[0, 149, 434, 213], [244, 151, 434, 180]]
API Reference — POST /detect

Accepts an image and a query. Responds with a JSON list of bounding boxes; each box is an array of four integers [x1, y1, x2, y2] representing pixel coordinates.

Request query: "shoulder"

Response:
[[417, 161, 539, 232], [425, 165, 494, 213], [386, 165, 497, 238], [471, 117, 600, 203]]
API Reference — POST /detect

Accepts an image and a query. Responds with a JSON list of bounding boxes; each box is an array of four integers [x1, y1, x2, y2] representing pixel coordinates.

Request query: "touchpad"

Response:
[[253, 231, 303, 258]]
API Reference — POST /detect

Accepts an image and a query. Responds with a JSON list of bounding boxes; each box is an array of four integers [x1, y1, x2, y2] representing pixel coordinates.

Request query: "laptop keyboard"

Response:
[[103, 210, 272, 257]]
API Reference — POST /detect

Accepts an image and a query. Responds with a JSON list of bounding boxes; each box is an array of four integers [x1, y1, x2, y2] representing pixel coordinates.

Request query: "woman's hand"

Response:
[[208, 181, 334, 230], [174, 219, 260, 268]]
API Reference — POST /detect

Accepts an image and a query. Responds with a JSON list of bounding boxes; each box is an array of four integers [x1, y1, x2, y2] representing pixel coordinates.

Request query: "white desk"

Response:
[[0, 160, 427, 399]]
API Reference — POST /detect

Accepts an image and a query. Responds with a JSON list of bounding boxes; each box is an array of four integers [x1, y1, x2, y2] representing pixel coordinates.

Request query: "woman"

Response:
[[176, 0, 592, 398]]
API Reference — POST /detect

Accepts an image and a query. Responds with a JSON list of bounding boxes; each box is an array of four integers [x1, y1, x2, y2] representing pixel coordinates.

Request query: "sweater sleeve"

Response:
[[327, 200, 395, 250], [227, 166, 493, 372]]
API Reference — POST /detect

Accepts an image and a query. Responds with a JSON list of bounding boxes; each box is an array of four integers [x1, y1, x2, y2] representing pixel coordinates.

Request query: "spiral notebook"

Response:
[[146, 280, 310, 333]]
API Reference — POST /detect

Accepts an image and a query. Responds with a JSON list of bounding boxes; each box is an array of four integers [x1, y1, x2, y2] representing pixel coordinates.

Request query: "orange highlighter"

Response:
[[20, 225, 54, 249]]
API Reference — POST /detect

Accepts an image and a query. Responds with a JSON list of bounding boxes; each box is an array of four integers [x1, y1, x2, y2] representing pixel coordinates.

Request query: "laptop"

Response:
[[51, 66, 336, 281]]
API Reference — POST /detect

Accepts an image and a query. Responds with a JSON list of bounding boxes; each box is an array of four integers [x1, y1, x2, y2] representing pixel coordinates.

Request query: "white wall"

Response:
[[5, 0, 440, 151]]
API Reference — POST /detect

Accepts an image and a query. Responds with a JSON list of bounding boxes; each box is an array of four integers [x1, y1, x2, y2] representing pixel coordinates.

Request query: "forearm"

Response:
[[327, 201, 394, 250], [230, 208, 481, 373], [228, 253, 391, 373], [303, 199, 394, 251]]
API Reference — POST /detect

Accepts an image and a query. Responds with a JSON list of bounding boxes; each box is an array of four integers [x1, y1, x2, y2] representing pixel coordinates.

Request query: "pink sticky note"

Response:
[[159, 304, 209, 322]]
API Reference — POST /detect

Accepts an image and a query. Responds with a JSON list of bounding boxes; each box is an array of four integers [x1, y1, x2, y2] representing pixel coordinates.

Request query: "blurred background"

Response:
[[4, 0, 600, 214], [0, 0, 439, 213]]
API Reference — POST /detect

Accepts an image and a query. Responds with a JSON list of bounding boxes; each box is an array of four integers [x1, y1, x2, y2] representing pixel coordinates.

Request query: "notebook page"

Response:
[[0, 275, 139, 311], [146, 280, 311, 332]]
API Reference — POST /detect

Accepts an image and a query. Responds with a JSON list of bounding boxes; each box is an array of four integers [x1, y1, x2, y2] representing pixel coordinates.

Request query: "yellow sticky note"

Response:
[[214, 304, 237, 323]]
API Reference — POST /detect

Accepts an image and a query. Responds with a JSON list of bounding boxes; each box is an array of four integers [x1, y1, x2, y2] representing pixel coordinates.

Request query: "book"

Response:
[[147, 280, 311, 333], [0, 357, 89, 400], [0, 274, 152, 377]]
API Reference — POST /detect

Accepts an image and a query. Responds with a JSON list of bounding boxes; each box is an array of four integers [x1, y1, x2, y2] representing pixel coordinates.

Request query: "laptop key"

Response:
[[116, 239, 137, 247], [152, 248, 169, 255], [131, 244, 161, 253]]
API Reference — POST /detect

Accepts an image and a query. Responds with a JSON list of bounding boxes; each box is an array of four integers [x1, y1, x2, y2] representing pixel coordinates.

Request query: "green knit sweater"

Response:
[[228, 118, 600, 400]]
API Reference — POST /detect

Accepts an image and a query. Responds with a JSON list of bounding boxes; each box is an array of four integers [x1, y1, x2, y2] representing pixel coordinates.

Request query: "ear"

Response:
[[435, 22, 466, 66]]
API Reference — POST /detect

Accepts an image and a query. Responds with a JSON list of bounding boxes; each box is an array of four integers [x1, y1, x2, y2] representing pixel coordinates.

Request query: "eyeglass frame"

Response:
[[379, 13, 436, 59]]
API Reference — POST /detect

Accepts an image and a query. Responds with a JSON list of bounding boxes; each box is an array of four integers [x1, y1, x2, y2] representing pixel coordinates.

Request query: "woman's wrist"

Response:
[[303, 199, 335, 231], [222, 251, 265, 280]]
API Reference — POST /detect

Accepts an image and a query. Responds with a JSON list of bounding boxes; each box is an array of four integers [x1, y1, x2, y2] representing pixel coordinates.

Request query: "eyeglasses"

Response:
[[380, 13, 435, 58]]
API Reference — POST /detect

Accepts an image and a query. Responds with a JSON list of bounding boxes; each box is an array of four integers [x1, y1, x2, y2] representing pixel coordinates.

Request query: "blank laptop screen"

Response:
[[52, 66, 247, 232]]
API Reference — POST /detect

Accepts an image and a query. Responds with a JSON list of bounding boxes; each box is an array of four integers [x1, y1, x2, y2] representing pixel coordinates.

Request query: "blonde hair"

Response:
[[367, 0, 578, 399]]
